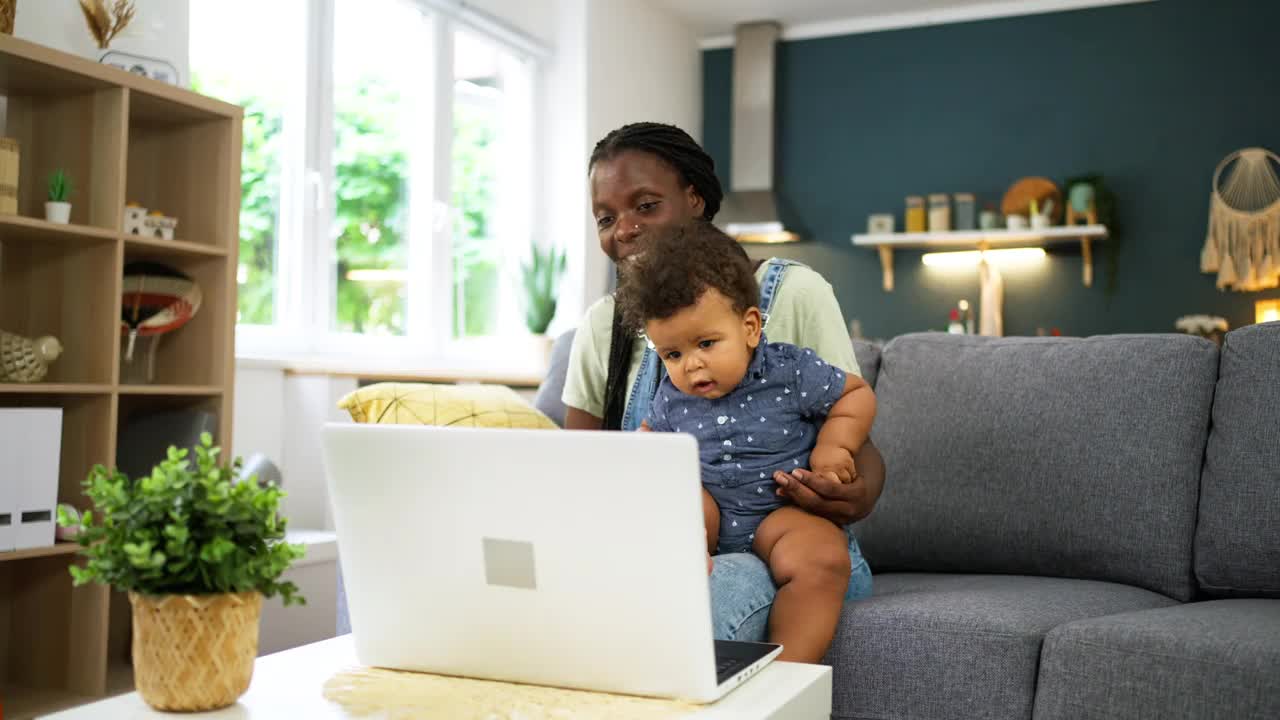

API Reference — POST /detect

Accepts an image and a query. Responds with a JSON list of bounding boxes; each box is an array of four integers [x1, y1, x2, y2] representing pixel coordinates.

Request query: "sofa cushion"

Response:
[[338, 382, 556, 429], [827, 573, 1177, 720], [851, 339, 881, 389], [1196, 322, 1280, 598], [1033, 599, 1280, 720], [855, 333, 1218, 601]]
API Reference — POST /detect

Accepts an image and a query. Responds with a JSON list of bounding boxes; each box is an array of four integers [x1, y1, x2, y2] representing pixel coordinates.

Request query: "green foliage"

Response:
[[452, 100, 500, 337], [195, 71, 503, 336], [332, 79, 408, 335], [520, 243, 567, 334], [58, 433, 305, 605], [47, 169, 71, 203]]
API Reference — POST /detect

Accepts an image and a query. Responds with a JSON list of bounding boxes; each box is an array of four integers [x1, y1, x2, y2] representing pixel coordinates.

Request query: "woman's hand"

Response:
[[773, 440, 886, 526]]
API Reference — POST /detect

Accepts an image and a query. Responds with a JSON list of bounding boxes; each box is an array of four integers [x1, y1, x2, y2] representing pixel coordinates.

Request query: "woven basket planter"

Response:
[[129, 591, 263, 711]]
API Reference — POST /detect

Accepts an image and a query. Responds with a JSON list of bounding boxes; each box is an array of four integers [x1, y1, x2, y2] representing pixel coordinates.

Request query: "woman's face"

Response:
[[590, 150, 706, 263]]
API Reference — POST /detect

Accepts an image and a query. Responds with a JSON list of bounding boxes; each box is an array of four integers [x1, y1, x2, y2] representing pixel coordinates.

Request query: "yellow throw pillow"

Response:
[[337, 382, 557, 430]]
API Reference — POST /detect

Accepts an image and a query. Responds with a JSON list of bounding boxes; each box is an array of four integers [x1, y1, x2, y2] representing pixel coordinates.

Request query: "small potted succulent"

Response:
[[45, 168, 72, 224], [58, 434, 305, 711], [520, 241, 567, 363]]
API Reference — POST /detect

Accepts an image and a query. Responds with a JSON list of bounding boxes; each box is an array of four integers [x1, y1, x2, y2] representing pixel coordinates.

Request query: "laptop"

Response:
[[321, 423, 782, 703]]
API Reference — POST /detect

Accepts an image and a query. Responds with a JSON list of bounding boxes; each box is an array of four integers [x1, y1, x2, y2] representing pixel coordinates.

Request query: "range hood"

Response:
[[717, 21, 799, 244]]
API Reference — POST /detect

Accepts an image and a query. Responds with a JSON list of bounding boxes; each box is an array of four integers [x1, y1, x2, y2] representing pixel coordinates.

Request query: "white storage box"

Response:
[[0, 408, 63, 551]]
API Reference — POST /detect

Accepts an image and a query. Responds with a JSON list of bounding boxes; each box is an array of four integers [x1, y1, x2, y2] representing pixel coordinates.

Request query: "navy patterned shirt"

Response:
[[646, 338, 848, 489]]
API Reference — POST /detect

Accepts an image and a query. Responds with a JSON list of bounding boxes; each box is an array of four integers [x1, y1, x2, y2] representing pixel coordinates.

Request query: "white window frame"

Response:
[[230, 0, 548, 370]]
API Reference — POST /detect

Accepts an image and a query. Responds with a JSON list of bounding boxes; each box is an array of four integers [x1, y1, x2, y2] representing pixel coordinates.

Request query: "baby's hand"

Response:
[[638, 420, 652, 432], [808, 444, 855, 484]]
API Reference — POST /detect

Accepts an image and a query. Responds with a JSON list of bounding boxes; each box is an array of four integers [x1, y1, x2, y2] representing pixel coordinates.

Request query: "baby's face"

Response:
[[646, 289, 761, 400]]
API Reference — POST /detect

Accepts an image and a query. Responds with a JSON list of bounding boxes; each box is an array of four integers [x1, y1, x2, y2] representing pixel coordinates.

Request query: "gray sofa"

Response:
[[339, 324, 1280, 718], [834, 326, 1279, 719]]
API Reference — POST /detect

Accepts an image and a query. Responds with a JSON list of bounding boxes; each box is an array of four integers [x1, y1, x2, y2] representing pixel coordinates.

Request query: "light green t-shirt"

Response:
[[562, 260, 860, 419]]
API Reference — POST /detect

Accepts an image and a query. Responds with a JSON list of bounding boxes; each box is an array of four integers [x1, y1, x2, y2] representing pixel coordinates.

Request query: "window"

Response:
[[190, 0, 539, 359]]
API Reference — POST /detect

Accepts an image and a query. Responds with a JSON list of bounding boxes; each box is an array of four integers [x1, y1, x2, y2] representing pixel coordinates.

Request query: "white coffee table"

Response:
[[44, 634, 832, 719]]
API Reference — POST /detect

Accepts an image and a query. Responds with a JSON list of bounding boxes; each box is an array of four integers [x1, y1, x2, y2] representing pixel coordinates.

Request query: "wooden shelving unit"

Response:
[[852, 225, 1109, 291], [0, 35, 241, 714]]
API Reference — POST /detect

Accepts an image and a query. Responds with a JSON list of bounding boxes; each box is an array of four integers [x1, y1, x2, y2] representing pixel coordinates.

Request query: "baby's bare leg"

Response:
[[702, 488, 720, 574], [702, 488, 721, 551], [753, 507, 851, 663]]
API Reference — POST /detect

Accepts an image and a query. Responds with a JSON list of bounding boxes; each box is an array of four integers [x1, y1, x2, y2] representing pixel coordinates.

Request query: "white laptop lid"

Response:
[[322, 423, 722, 701]]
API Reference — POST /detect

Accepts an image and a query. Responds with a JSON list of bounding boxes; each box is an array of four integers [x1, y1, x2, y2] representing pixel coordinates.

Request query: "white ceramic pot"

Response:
[[1030, 213, 1051, 230], [45, 201, 71, 224]]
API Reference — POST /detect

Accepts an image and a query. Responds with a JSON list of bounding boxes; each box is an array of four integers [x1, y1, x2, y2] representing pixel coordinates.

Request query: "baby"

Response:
[[617, 221, 876, 663]]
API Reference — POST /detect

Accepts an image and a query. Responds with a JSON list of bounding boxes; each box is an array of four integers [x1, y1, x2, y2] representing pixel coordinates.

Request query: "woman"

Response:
[[562, 122, 885, 642]]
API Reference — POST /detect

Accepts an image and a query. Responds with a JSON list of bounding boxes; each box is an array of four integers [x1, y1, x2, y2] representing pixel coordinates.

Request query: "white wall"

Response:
[[14, 0, 190, 84], [582, 0, 702, 306], [463, 0, 702, 323]]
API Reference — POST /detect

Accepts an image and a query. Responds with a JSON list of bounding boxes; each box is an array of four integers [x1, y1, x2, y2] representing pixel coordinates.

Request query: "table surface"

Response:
[[44, 635, 832, 719]]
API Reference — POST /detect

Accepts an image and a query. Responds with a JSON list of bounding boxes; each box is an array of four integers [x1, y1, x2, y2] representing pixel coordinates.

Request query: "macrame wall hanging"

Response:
[[1200, 147, 1280, 292]]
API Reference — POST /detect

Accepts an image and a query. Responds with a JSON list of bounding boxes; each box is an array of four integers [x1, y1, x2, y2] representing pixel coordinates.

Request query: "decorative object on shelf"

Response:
[[1029, 197, 1054, 230], [978, 257, 1004, 337], [1200, 147, 1280, 292], [123, 204, 179, 239], [55, 503, 82, 542], [954, 193, 976, 231], [0, 408, 62, 551], [1005, 214, 1029, 231], [1175, 315, 1228, 346], [979, 206, 1001, 230], [1065, 179, 1099, 225], [1258, 299, 1280, 324], [120, 262, 202, 384], [958, 299, 975, 335], [145, 210, 178, 240], [0, 137, 17, 215], [58, 433, 306, 711], [0, 329, 63, 383], [947, 308, 964, 334], [867, 213, 894, 234], [45, 168, 72, 224], [927, 193, 951, 232], [1065, 173, 1118, 292], [123, 201, 147, 234], [0, 0, 14, 36], [78, 0, 135, 49], [1002, 177, 1063, 225], [905, 195, 926, 233], [99, 49, 179, 85]]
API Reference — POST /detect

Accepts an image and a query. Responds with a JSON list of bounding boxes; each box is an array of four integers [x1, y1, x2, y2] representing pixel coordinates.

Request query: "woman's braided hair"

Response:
[[589, 123, 724, 429]]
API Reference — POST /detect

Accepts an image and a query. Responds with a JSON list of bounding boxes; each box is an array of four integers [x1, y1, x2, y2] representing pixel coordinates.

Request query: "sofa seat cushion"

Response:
[[1033, 599, 1280, 719], [827, 573, 1177, 720], [857, 333, 1218, 601]]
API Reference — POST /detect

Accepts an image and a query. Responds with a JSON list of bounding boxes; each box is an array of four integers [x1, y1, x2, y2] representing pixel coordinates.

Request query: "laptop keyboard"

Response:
[[715, 657, 752, 685], [713, 640, 778, 685]]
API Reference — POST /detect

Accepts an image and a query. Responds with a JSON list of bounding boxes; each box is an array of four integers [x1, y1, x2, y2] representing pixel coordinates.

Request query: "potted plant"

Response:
[[45, 168, 71, 223], [520, 242, 567, 363], [57, 433, 305, 711]]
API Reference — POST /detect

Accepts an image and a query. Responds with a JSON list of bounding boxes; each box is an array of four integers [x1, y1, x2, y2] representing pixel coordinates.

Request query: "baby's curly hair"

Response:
[[616, 221, 758, 331]]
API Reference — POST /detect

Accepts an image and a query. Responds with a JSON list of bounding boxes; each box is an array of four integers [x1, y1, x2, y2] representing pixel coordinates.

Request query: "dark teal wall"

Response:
[[702, 0, 1280, 339]]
